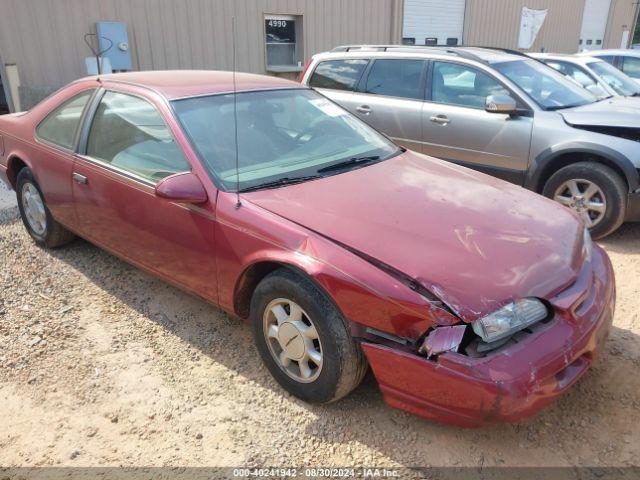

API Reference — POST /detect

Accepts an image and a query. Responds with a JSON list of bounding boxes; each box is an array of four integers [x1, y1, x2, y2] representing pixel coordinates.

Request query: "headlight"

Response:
[[583, 228, 592, 261], [471, 298, 548, 343]]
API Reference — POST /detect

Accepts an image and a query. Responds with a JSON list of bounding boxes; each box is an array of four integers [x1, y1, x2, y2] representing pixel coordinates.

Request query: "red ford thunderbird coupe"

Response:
[[0, 71, 614, 427]]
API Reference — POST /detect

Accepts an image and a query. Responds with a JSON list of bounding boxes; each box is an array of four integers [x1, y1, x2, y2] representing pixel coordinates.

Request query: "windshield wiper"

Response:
[[238, 175, 321, 193], [317, 155, 381, 174]]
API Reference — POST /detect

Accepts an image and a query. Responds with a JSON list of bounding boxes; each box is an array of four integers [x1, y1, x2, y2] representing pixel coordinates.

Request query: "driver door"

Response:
[[71, 88, 218, 301], [421, 61, 533, 183]]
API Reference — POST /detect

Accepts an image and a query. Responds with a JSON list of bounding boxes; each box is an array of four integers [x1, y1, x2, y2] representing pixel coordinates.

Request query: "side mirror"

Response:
[[484, 94, 518, 115], [155, 172, 208, 204]]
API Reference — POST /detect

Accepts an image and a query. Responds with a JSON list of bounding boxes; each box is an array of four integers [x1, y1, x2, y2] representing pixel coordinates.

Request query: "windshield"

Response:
[[589, 61, 640, 96], [493, 59, 597, 110], [172, 89, 398, 191]]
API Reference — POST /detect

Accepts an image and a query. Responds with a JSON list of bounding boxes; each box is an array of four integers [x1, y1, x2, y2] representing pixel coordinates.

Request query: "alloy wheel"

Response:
[[21, 182, 47, 235], [263, 298, 323, 383], [554, 178, 606, 228]]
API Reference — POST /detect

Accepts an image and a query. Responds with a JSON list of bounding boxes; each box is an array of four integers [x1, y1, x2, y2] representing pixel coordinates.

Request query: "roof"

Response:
[[92, 70, 301, 99], [321, 45, 526, 65], [581, 49, 640, 57], [529, 52, 603, 65], [459, 47, 525, 63]]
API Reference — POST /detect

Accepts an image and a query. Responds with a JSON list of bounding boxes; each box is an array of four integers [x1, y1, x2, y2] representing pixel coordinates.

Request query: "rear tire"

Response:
[[250, 268, 367, 404], [16, 168, 75, 248], [542, 162, 626, 239]]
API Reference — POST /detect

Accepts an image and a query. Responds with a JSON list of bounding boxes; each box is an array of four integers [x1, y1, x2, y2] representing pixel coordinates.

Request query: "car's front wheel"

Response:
[[543, 162, 627, 239], [16, 168, 75, 248], [250, 268, 367, 404]]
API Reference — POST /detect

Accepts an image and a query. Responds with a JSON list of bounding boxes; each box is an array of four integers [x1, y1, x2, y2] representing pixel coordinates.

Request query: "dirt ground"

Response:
[[0, 186, 639, 471]]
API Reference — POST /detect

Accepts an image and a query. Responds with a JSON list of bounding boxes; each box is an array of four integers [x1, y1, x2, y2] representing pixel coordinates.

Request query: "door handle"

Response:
[[430, 114, 450, 126], [72, 172, 88, 185], [356, 105, 371, 115]]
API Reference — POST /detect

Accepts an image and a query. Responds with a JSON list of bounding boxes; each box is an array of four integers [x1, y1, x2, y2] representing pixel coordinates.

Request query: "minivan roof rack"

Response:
[[330, 44, 487, 64]]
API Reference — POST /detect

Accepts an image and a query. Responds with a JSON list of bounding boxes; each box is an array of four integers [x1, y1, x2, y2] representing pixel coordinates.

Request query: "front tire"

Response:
[[16, 168, 75, 248], [250, 268, 367, 404], [542, 162, 627, 239]]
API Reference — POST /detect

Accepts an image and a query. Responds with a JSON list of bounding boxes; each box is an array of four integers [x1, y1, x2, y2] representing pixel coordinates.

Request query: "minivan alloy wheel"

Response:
[[553, 179, 606, 228], [21, 182, 47, 235], [263, 298, 323, 383]]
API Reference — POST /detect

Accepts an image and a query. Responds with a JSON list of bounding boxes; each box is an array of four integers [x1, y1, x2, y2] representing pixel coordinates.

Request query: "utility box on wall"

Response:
[[96, 21, 132, 71]]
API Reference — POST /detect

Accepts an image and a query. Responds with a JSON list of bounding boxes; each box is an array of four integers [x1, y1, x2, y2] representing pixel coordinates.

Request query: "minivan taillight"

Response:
[[297, 58, 313, 83]]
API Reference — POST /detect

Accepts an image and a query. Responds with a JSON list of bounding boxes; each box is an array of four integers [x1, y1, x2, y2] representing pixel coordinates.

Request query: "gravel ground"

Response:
[[0, 191, 639, 470], [0, 180, 15, 211]]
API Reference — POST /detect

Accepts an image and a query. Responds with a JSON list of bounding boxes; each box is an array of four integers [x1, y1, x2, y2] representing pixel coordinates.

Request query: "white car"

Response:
[[530, 53, 640, 98], [581, 49, 640, 86]]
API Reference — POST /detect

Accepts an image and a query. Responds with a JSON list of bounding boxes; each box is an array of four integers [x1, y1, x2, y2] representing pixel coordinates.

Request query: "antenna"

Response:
[[232, 16, 241, 209], [84, 33, 113, 76]]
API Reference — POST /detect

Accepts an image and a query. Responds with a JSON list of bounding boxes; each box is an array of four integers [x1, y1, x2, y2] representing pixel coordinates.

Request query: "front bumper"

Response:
[[362, 246, 615, 427]]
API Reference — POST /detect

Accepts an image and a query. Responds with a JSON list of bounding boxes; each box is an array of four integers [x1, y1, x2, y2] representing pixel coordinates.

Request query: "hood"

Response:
[[561, 96, 640, 129], [243, 151, 584, 321]]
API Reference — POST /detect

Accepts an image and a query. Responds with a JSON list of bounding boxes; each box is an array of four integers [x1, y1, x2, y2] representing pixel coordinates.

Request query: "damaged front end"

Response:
[[570, 124, 640, 142], [415, 298, 551, 359], [359, 244, 615, 427]]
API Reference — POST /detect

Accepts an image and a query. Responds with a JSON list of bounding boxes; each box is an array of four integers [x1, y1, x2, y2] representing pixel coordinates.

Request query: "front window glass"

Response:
[[622, 56, 640, 79], [87, 92, 190, 183], [494, 59, 597, 110], [36, 90, 94, 149], [172, 89, 398, 192], [365, 59, 424, 100], [432, 62, 510, 108], [589, 61, 640, 96], [308, 60, 368, 91]]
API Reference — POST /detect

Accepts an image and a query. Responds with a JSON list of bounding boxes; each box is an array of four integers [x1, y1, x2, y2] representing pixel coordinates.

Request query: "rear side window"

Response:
[[364, 59, 425, 100], [597, 55, 616, 66], [622, 56, 640, 79], [36, 90, 94, 150], [308, 59, 368, 91], [86, 92, 190, 183]]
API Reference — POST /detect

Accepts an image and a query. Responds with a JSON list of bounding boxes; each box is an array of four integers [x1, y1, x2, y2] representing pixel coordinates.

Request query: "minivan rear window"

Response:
[[308, 59, 368, 91]]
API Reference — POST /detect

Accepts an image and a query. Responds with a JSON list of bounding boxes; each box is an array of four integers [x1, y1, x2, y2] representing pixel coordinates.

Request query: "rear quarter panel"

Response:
[[0, 81, 99, 223]]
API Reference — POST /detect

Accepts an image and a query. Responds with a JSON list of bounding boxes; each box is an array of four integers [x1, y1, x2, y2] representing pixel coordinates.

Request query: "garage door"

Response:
[[402, 0, 466, 46], [579, 0, 612, 50]]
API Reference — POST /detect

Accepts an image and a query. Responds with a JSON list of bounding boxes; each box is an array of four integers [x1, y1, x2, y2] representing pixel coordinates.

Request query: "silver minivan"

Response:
[[300, 46, 640, 238]]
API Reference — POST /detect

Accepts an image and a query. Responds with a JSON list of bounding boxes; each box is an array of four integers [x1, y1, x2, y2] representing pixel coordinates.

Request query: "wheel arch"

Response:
[[526, 144, 638, 194], [232, 257, 340, 320], [6, 152, 33, 188]]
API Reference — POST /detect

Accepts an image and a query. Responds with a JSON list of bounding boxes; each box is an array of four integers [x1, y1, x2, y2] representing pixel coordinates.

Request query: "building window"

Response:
[[402, 37, 416, 45], [425, 37, 438, 46], [586, 39, 593, 45], [596, 39, 602, 45], [446, 38, 459, 46], [265, 15, 302, 71]]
